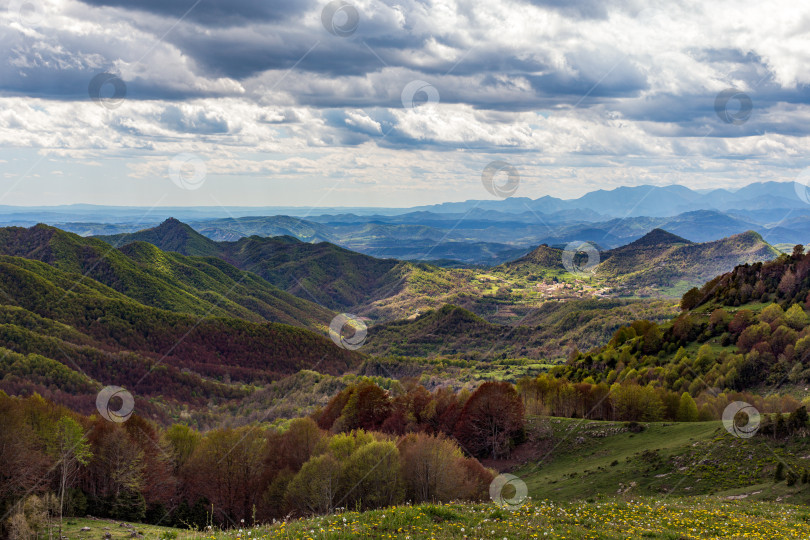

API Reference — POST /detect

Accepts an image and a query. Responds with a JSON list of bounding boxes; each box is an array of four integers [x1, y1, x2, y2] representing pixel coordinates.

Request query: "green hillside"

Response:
[[1, 223, 332, 328], [365, 299, 678, 360], [515, 416, 810, 502], [0, 253, 361, 421], [98, 219, 483, 318], [597, 229, 780, 295], [556, 246, 810, 396], [220, 234, 404, 311]]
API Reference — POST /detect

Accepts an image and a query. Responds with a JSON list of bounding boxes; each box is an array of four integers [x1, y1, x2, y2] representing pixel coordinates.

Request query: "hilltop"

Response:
[[495, 228, 779, 298], [595, 229, 778, 295], [97, 217, 222, 256]]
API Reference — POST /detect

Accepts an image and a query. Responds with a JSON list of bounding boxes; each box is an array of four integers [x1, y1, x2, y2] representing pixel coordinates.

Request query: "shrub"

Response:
[[775, 462, 785, 482]]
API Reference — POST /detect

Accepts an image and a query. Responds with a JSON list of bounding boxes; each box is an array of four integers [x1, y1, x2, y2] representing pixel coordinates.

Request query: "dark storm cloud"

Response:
[[77, 0, 314, 27], [172, 29, 385, 79]]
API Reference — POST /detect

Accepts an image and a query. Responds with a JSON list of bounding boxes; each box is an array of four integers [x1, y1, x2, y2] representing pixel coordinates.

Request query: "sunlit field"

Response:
[[196, 498, 810, 540]]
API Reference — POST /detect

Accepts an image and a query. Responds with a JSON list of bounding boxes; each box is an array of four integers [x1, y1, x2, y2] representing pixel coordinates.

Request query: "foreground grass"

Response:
[[49, 517, 182, 539], [208, 497, 810, 539]]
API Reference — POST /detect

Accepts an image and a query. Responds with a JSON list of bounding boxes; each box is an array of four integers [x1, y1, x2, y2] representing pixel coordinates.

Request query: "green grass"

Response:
[[78, 497, 810, 539], [518, 418, 722, 500], [516, 417, 810, 503], [208, 497, 810, 539], [659, 279, 695, 298], [48, 517, 182, 539]]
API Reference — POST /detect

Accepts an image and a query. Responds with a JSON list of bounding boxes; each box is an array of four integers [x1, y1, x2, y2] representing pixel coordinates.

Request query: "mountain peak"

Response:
[[506, 243, 564, 269], [156, 217, 189, 230], [96, 219, 220, 257], [731, 230, 765, 242], [627, 228, 692, 248]]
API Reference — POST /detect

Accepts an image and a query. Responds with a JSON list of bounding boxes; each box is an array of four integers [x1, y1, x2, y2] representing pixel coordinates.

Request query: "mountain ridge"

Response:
[[0, 223, 334, 328]]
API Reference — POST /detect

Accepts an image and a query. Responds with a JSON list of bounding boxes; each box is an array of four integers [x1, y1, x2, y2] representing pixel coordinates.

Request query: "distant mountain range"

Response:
[[11, 181, 799, 266], [411, 181, 810, 217]]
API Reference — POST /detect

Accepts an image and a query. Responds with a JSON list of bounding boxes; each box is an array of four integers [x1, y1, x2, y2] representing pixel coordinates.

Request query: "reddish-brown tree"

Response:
[[332, 381, 392, 432], [453, 382, 524, 459]]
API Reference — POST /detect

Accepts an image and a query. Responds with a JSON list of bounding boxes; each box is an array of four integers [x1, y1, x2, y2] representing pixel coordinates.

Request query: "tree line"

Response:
[[517, 373, 800, 422], [5, 374, 809, 537], [0, 383, 508, 538]]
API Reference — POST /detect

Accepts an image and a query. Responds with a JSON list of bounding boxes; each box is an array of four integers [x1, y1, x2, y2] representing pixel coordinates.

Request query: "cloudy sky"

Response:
[[2, 0, 810, 207]]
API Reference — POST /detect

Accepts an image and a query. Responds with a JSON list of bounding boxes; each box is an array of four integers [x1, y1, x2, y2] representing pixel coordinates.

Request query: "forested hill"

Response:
[[684, 245, 810, 309], [0, 253, 362, 422], [0, 223, 332, 328], [558, 245, 810, 395], [596, 229, 778, 290], [0, 224, 370, 422], [99, 218, 408, 312]]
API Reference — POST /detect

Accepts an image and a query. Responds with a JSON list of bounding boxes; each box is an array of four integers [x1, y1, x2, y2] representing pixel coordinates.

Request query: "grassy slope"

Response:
[[251, 498, 810, 539], [516, 417, 810, 504], [48, 518, 181, 539]]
